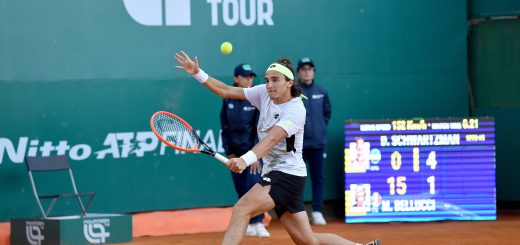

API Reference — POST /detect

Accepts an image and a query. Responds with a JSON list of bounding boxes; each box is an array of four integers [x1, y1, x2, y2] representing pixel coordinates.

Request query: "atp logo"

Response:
[[123, 0, 191, 26], [84, 219, 111, 244], [123, 0, 274, 26], [25, 221, 45, 245]]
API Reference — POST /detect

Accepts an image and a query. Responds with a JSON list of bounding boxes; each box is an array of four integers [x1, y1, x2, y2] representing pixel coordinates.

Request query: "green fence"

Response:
[[0, 0, 469, 221]]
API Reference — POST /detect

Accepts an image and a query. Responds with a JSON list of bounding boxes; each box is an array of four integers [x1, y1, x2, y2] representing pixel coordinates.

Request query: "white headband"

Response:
[[266, 63, 294, 80]]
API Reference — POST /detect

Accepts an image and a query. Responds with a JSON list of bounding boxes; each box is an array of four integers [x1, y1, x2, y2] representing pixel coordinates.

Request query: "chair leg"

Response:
[[28, 172, 48, 218], [83, 195, 95, 216], [75, 195, 87, 217], [46, 197, 60, 217]]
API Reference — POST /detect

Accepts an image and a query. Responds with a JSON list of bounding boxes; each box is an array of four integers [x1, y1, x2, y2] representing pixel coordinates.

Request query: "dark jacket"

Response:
[[299, 81, 332, 149], [220, 97, 259, 156]]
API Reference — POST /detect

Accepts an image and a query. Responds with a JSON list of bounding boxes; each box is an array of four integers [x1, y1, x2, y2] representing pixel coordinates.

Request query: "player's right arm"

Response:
[[228, 105, 305, 173], [227, 126, 288, 173], [174, 51, 246, 100]]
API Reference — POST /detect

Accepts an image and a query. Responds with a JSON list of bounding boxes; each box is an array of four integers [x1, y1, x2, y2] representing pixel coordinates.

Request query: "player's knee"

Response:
[[231, 201, 253, 217]]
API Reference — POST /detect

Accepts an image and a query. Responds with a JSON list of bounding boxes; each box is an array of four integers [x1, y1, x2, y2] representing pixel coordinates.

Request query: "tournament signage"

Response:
[[344, 118, 496, 222], [11, 214, 131, 245], [123, 0, 275, 26], [0, 129, 224, 164]]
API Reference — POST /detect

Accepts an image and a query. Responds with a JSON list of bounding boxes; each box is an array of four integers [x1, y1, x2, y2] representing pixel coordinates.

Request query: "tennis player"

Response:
[[174, 51, 380, 245]]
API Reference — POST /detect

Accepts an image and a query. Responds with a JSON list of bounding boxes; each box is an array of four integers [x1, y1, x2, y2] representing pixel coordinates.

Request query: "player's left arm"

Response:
[[174, 51, 246, 99]]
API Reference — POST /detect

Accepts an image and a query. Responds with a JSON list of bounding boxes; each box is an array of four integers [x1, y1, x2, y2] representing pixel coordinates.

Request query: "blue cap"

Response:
[[234, 63, 256, 77], [297, 57, 315, 70]]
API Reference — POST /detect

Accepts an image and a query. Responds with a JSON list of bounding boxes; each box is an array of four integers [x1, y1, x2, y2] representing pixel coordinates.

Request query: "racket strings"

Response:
[[153, 114, 198, 150]]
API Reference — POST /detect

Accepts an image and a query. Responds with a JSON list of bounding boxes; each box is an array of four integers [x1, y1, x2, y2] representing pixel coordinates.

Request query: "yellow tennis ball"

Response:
[[220, 42, 233, 55]]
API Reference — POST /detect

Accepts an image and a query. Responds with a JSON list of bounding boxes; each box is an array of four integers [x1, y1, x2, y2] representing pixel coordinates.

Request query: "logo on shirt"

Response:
[[274, 114, 279, 119], [262, 177, 271, 182], [243, 106, 255, 111], [312, 94, 324, 99]]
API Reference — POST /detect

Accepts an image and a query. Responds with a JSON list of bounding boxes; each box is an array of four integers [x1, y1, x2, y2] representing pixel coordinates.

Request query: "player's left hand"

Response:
[[174, 51, 200, 75], [228, 158, 247, 173]]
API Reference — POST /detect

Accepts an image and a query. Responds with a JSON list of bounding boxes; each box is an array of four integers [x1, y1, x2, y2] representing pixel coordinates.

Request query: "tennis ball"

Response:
[[220, 42, 233, 55]]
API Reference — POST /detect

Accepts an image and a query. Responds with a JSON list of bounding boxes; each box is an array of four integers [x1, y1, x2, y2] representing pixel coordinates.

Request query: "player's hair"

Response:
[[276, 58, 302, 97]]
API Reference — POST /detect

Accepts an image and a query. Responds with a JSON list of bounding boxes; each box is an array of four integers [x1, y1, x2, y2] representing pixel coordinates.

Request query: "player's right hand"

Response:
[[174, 51, 200, 75], [228, 158, 247, 174]]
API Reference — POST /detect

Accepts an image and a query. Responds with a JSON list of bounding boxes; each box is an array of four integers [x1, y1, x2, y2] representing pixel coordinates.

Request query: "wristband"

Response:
[[240, 150, 257, 167], [193, 69, 209, 84]]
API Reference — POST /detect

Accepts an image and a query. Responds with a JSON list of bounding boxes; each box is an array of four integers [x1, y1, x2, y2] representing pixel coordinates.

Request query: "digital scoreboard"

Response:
[[344, 118, 496, 223]]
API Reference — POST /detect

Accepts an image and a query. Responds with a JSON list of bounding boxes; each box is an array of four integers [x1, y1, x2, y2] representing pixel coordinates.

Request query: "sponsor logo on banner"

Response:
[[123, 0, 274, 26], [0, 129, 223, 164], [84, 219, 111, 244], [25, 221, 45, 245]]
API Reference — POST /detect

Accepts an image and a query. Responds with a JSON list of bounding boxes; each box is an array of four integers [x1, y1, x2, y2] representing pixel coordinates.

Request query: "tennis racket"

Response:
[[150, 111, 229, 167]]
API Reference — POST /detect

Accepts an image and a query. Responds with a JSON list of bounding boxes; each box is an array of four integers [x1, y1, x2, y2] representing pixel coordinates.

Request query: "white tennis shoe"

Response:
[[245, 223, 270, 238], [311, 211, 327, 225], [255, 223, 270, 238], [366, 239, 381, 245], [245, 224, 257, 236]]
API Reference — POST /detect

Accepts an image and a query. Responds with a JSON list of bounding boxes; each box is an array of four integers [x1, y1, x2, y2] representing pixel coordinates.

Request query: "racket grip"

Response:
[[213, 153, 229, 166], [214, 153, 242, 174]]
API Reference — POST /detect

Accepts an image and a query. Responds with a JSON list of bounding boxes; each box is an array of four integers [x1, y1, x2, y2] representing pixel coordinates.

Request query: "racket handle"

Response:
[[213, 153, 229, 166], [214, 153, 243, 174]]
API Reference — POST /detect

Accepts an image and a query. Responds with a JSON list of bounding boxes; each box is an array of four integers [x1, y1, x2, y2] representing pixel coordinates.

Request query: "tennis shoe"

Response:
[[245, 224, 257, 237], [366, 239, 381, 245], [255, 223, 270, 238], [311, 211, 327, 225]]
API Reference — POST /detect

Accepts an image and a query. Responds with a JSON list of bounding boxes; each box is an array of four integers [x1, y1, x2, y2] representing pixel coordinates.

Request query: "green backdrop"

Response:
[[469, 0, 520, 18], [1, 0, 469, 221], [469, 18, 520, 201]]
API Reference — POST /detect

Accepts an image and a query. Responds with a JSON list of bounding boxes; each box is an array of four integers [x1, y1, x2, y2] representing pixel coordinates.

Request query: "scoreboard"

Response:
[[344, 118, 496, 223]]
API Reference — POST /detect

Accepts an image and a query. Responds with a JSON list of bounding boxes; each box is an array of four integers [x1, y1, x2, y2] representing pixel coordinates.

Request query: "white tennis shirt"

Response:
[[244, 85, 307, 177]]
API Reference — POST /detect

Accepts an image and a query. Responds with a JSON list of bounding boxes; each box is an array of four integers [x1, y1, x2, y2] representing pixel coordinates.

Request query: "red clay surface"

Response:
[[123, 211, 520, 245]]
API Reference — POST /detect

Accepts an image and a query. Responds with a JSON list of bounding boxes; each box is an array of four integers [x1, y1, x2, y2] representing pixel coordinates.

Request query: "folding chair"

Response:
[[25, 155, 95, 218]]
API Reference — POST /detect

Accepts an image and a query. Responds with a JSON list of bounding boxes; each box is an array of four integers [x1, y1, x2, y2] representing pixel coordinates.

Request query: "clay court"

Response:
[[125, 211, 520, 245]]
